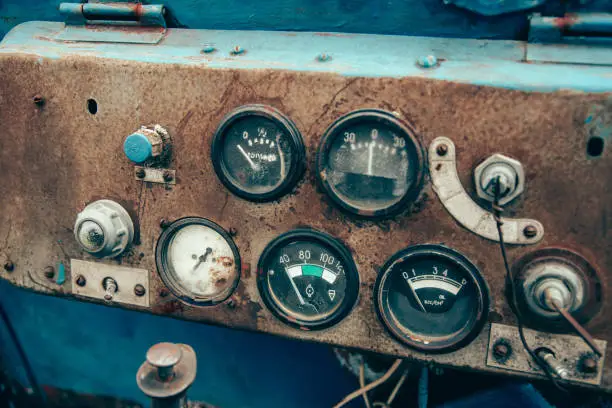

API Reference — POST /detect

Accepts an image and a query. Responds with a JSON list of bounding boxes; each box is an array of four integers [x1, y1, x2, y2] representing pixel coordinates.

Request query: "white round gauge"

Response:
[[156, 218, 241, 305]]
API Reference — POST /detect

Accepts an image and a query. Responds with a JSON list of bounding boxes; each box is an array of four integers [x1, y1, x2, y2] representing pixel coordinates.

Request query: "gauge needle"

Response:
[[407, 279, 427, 312], [284, 268, 306, 305], [192, 247, 212, 272], [237, 144, 259, 171], [367, 141, 374, 176]]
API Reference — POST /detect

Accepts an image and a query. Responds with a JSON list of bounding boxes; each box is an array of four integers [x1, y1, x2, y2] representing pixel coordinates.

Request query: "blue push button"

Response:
[[124, 132, 153, 163]]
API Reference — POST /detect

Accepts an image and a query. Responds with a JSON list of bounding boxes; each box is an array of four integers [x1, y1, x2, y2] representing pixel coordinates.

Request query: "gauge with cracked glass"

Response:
[[374, 244, 489, 352], [316, 109, 424, 218], [211, 105, 306, 202], [257, 229, 360, 330], [156, 217, 241, 305]]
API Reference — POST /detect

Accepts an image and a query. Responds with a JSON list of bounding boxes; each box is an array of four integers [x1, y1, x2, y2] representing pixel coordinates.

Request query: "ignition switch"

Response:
[[474, 153, 525, 205], [74, 199, 134, 258]]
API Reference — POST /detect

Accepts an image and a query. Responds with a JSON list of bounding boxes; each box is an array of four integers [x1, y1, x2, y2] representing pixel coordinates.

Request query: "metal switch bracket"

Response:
[[56, 2, 167, 44], [487, 323, 606, 386], [429, 137, 544, 245]]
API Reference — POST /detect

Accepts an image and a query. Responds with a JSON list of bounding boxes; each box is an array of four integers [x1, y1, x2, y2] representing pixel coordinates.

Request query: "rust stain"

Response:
[[552, 14, 579, 30]]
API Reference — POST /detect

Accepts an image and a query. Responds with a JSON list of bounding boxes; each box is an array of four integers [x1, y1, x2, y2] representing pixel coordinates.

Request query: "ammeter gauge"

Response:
[[257, 229, 359, 330], [156, 217, 241, 305], [374, 244, 489, 352], [316, 109, 424, 218], [211, 104, 306, 202]]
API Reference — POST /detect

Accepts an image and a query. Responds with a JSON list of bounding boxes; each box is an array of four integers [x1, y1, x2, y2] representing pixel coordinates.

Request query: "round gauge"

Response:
[[316, 109, 424, 218], [257, 229, 360, 330], [374, 244, 489, 352], [211, 104, 306, 202], [156, 217, 241, 305]]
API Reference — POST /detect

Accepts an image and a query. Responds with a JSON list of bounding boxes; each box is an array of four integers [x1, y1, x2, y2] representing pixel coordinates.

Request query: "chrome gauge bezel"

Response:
[[211, 104, 306, 202], [155, 217, 241, 306], [374, 244, 490, 353], [257, 229, 360, 330], [316, 109, 425, 218]]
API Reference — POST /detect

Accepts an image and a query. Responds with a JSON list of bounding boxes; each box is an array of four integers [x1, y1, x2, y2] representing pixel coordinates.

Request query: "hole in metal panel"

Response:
[[587, 137, 604, 157], [87, 99, 98, 115]]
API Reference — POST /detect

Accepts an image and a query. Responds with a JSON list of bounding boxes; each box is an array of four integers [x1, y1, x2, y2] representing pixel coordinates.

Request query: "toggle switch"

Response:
[[474, 153, 525, 205], [74, 199, 134, 258]]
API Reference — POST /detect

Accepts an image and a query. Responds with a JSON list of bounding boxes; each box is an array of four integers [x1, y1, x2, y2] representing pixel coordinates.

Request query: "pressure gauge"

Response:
[[211, 105, 306, 202], [257, 229, 359, 330], [156, 217, 241, 305], [374, 245, 489, 352], [316, 109, 424, 218]]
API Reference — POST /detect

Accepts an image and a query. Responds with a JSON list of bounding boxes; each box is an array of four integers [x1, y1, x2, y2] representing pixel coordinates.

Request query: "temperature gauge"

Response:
[[257, 229, 360, 330], [316, 109, 424, 218], [211, 105, 306, 202], [156, 217, 241, 305], [374, 244, 489, 352]]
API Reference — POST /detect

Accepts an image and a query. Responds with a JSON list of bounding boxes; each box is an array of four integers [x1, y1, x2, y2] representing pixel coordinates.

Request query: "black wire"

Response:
[[0, 297, 47, 406], [491, 177, 568, 393]]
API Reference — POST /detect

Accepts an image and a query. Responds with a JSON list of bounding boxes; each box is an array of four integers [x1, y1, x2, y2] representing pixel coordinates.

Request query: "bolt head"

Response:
[[493, 342, 511, 359], [163, 171, 173, 182], [474, 153, 525, 205], [44, 266, 55, 279], [436, 144, 448, 156], [316, 53, 332, 62], [3, 261, 14, 272], [581, 356, 598, 373], [201, 44, 216, 53], [134, 284, 146, 297], [76, 275, 87, 287], [523, 225, 538, 238], [416, 55, 438, 69], [230, 46, 244, 55], [160, 218, 172, 229]]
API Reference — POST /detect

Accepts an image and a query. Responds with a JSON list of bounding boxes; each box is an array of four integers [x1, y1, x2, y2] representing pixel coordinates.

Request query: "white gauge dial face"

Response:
[[166, 224, 238, 299]]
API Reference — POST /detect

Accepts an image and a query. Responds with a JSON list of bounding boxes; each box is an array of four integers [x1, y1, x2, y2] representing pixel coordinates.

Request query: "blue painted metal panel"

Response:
[[2, 22, 611, 92], [0, 280, 359, 407]]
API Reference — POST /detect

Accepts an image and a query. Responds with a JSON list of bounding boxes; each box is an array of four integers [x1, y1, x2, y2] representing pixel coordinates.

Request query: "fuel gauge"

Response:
[[211, 105, 306, 202], [374, 245, 489, 352]]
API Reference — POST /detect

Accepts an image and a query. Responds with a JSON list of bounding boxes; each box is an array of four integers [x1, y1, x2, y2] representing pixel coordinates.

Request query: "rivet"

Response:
[[134, 284, 146, 297], [416, 55, 438, 69], [136, 168, 146, 179], [160, 219, 172, 229], [316, 53, 332, 62], [436, 144, 448, 156], [44, 266, 55, 279], [229, 227, 238, 237], [163, 171, 174, 182], [76, 275, 87, 287], [523, 225, 538, 238]]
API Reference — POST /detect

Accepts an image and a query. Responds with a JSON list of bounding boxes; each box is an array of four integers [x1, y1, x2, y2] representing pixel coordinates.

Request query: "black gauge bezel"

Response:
[[374, 244, 490, 353], [316, 109, 425, 218], [257, 229, 360, 330], [155, 217, 241, 306], [211, 104, 306, 202]]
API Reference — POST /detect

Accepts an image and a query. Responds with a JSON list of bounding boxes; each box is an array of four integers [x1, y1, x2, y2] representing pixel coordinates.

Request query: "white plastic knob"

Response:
[[74, 199, 134, 258]]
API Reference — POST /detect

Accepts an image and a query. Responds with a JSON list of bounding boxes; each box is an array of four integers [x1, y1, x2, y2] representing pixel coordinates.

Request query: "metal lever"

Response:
[[544, 288, 603, 357]]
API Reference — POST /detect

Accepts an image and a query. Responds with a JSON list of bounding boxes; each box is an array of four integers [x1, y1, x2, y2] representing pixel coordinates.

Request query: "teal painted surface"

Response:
[[0, 280, 359, 407], [2, 22, 612, 93]]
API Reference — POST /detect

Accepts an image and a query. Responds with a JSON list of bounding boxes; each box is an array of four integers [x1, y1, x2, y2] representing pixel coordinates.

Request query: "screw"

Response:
[[33, 95, 45, 107], [416, 55, 438, 69], [160, 218, 172, 229], [229, 227, 237, 237], [44, 266, 55, 279], [230, 45, 244, 55], [76, 275, 86, 286], [3, 261, 14, 272], [136, 168, 146, 179], [202, 44, 216, 53], [316, 53, 332, 62], [523, 225, 538, 238], [103, 277, 118, 301], [134, 284, 146, 297], [163, 171, 174, 182], [492, 341, 512, 362], [436, 144, 448, 156], [580, 356, 598, 374]]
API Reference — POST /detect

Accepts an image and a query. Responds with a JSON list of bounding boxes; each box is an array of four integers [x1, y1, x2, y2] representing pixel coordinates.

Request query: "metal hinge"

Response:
[[527, 13, 612, 66], [55, 2, 167, 44]]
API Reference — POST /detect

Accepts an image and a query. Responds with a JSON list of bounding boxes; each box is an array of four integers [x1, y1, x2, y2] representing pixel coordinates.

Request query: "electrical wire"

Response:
[[491, 178, 568, 393], [333, 359, 402, 408], [359, 362, 372, 408], [385, 368, 409, 406]]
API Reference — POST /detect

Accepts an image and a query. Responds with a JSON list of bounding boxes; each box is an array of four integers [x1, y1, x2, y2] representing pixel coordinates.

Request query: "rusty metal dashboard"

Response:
[[1, 20, 612, 390]]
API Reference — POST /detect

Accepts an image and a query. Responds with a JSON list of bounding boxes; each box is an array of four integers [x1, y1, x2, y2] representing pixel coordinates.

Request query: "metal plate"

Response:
[[487, 323, 607, 386], [134, 167, 176, 184], [71, 259, 150, 307]]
